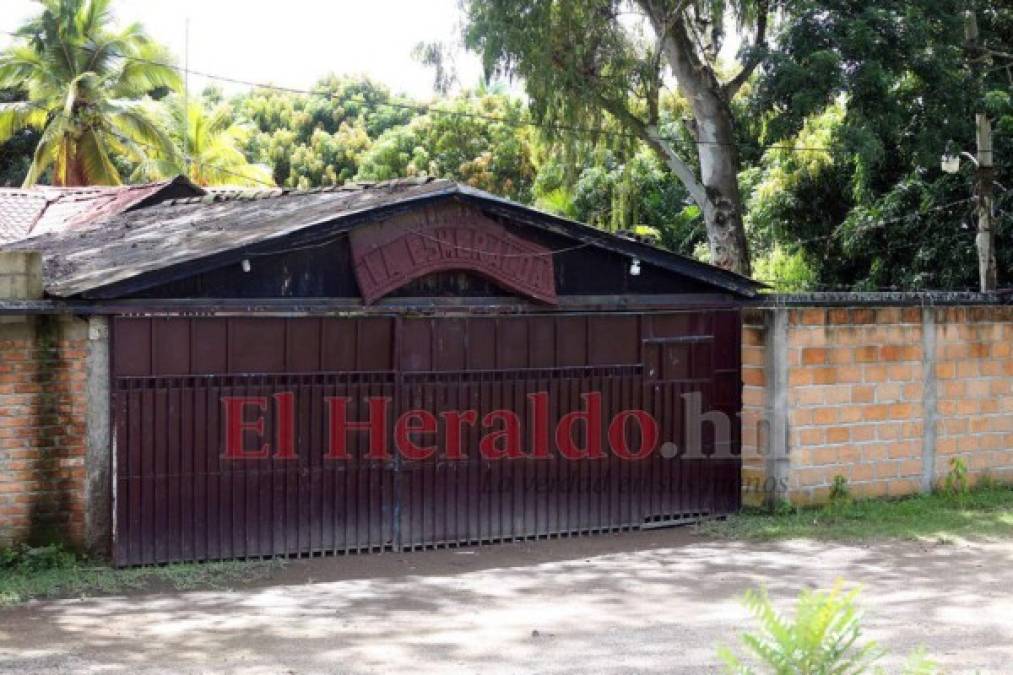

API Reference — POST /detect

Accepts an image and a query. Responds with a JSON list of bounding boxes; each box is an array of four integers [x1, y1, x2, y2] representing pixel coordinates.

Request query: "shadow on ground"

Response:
[[0, 529, 1010, 674]]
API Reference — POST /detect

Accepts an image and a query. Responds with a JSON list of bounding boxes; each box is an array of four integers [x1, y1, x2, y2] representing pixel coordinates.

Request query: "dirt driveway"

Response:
[[1, 530, 1010, 674]]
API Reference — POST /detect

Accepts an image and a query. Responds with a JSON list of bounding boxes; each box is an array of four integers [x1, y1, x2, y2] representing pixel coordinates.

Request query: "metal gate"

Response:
[[111, 312, 741, 565]]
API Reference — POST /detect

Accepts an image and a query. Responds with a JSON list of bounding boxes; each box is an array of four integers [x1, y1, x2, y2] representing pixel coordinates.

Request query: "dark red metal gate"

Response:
[[111, 311, 741, 566]]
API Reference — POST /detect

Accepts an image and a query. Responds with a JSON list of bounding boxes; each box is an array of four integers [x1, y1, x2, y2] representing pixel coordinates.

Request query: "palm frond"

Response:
[[105, 99, 176, 156], [22, 112, 67, 186], [78, 126, 122, 185], [0, 101, 48, 141], [0, 44, 46, 89]]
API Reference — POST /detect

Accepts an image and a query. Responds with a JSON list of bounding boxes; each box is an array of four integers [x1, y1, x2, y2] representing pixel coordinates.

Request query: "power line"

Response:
[[0, 29, 841, 156], [782, 197, 976, 248], [108, 129, 278, 187], [11, 97, 280, 188]]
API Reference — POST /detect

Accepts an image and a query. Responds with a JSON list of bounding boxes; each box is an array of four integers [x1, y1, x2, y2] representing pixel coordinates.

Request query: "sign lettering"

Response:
[[350, 203, 558, 304]]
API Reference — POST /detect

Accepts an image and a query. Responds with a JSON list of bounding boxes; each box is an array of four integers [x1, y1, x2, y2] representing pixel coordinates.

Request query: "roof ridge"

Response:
[[161, 176, 445, 207]]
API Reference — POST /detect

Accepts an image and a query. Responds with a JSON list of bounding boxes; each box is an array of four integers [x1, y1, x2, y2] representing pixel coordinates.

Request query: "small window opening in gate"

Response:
[[629, 258, 641, 276]]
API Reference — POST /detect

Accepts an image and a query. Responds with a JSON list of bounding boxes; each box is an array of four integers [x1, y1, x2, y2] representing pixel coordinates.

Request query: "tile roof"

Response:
[[0, 190, 48, 244], [0, 177, 202, 244]]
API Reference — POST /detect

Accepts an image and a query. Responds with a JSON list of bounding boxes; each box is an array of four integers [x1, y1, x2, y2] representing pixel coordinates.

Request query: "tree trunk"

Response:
[[694, 91, 751, 276], [638, 5, 752, 277], [54, 138, 87, 187]]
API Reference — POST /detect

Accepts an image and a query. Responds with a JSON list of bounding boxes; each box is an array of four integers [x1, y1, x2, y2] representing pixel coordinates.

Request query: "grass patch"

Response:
[[0, 544, 284, 608], [702, 485, 1013, 542]]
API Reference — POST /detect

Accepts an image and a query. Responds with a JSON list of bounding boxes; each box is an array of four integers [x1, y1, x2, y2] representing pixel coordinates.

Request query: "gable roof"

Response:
[[0, 177, 202, 245], [3, 176, 760, 299]]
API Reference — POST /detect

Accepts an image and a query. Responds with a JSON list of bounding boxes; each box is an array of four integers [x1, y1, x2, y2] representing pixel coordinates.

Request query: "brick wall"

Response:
[[741, 314, 770, 506], [743, 303, 1013, 505], [0, 316, 89, 548]]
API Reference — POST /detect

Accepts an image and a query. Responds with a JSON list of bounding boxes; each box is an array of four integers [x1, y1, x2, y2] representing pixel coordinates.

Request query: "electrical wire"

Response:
[[0, 29, 842, 156], [777, 197, 976, 248], [0, 29, 994, 260]]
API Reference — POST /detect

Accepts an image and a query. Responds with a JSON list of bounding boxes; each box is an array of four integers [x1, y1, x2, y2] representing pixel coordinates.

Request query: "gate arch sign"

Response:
[[349, 202, 557, 304]]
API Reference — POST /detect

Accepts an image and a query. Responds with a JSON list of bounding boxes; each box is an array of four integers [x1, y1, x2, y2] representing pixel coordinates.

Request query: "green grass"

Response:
[[0, 546, 284, 608], [702, 485, 1013, 542]]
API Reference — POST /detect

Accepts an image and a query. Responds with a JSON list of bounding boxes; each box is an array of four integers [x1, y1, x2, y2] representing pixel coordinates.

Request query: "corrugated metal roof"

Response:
[[6, 177, 457, 297], [3, 175, 760, 299]]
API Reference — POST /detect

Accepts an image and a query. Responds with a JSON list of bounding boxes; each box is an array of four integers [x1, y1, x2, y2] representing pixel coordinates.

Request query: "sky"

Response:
[[1, 0, 487, 99]]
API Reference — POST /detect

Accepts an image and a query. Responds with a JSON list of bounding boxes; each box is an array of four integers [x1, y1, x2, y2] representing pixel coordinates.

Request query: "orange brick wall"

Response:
[[0, 316, 89, 548], [741, 310, 770, 506], [933, 306, 1013, 485], [742, 304, 1013, 505]]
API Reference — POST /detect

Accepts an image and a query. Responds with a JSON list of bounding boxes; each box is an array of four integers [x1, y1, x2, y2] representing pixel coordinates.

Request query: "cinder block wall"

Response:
[[743, 302, 1013, 505]]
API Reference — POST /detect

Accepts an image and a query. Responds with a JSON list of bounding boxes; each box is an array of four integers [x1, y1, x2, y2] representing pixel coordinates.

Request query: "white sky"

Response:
[[2, 0, 486, 99], [2, 1, 746, 101]]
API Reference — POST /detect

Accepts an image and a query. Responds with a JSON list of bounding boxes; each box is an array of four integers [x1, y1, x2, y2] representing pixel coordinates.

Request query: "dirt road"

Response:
[[1, 530, 1010, 673]]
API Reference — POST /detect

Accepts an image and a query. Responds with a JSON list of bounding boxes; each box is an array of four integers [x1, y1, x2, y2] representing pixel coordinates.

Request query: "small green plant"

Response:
[[0, 543, 75, 574], [0, 544, 283, 607], [718, 581, 883, 674], [943, 457, 969, 497], [829, 475, 851, 504], [772, 499, 795, 516]]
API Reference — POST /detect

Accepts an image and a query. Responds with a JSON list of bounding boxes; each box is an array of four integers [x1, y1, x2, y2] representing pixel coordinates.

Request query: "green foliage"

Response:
[[534, 144, 703, 255], [534, 186, 578, 218], [0, 543, 75, 574], [133, 93, 274, 186], [0, 544, 281, 607], [942, 457, 969, 498], [772, 499, 796, 517], [0, 0, 1005, 291], [0, 0, 180, 186], [705, 484, 1013, 542], [749, 0, 1012, 290], [238, 75, 413, 188], [0, 89, 39, 186], [356, 93, 537, 201], [752, 245, 817, 292], [718, 581, 883, 674], [829, 475, 851, 504]]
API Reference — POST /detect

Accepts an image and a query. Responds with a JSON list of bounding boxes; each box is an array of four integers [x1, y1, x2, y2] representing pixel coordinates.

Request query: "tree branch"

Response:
[[592, 91, 707, 209], [722, 0, 769, 99]]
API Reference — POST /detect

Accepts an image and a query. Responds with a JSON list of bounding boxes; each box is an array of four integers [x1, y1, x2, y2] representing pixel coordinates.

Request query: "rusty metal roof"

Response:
[[3, 175, 760, 299], [6, 177, 460, 297], [0, 177, 202, 245]]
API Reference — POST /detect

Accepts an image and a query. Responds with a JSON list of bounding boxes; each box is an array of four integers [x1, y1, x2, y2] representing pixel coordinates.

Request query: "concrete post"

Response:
[[84, 316, 112, 557], [765, 308, 790, 506], [920, 307, 938, 493]]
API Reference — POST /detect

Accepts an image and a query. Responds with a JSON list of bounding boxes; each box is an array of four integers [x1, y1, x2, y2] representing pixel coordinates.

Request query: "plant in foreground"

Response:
[[718, 580, 938, 674], [718, 581, 882, 674], [942, 457, 969, 498]]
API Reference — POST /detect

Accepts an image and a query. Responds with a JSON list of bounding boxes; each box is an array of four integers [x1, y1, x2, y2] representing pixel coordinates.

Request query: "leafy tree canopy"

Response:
[[0, 0, 180, 186], [746, 0, 1012, 290]]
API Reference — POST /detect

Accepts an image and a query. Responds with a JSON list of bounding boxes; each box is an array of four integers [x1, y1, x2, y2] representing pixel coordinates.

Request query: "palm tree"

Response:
[[134, 94, 275, 187], [0, 0, 180, 186]]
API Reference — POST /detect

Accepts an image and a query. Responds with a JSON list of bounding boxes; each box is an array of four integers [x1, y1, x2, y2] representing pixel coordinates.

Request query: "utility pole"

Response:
[[965, 10, 997, 292], [183, 18, 191, 180], [976, 113, 997, 292]]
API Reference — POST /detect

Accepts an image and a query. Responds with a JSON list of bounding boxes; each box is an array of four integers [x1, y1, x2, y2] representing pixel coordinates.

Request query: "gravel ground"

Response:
[[0, 529, 1010, 674]]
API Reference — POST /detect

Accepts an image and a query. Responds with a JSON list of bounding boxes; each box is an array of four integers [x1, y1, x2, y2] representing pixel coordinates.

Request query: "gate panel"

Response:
[[112, 311, 741, 565], [113, 373, 396, 565]]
